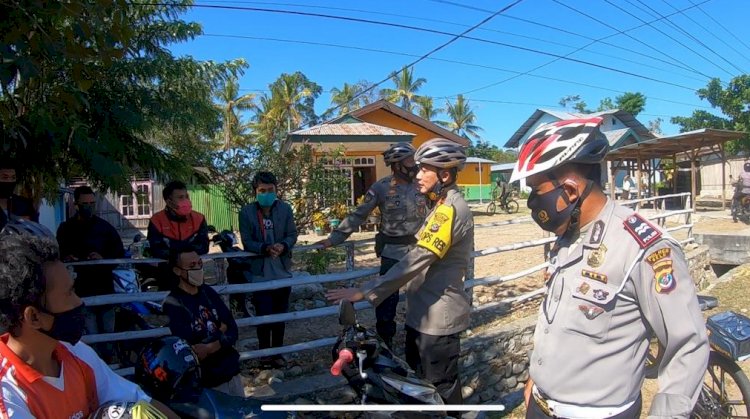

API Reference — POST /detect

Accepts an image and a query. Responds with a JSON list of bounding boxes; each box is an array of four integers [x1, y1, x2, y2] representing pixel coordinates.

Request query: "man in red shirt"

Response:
[[0, 221, 177, 418]]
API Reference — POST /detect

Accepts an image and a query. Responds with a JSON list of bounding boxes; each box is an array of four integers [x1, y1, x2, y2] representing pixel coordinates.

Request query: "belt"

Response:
[[532, 385, 636, 419]]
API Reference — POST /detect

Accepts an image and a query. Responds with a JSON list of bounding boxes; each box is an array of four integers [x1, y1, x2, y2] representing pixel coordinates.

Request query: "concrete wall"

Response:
[[695, 234, 750, 266], [685, 244, 717, 290]]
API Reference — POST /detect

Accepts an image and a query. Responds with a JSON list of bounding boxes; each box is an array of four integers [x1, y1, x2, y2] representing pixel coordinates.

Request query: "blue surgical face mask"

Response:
[[257, 192, 277, 208]]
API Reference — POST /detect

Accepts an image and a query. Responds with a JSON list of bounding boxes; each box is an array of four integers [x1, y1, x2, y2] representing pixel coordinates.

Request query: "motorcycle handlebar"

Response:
[[330, 348, 354, 376]]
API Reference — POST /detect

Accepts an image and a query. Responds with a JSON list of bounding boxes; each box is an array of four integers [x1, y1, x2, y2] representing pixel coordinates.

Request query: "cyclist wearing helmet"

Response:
[[317, 142, 428, 348], [511, 118, 708, 419], [327, 138, 473, 405], [0, 221, 177, 418]]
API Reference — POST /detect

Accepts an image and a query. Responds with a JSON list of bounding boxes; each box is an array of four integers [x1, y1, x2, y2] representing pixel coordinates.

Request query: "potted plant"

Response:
[[312, 212, 327, 236], [328, 203, 349, 229]]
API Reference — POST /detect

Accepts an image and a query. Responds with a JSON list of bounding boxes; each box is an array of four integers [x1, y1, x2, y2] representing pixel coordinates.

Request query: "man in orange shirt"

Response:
[[0, 221, 177, 418]]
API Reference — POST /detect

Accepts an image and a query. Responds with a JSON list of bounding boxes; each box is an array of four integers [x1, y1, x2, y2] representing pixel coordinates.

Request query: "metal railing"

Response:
[[73, 194, 695, 376]]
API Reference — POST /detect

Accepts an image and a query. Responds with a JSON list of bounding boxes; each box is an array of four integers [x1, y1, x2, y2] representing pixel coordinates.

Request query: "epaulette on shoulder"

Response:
[[622, 213, 662, 249]]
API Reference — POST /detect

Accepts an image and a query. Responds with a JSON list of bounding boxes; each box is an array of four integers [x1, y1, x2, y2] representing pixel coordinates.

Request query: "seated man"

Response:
[[0, 221, 176, 418], [162, 248, 243, 397], [732, 161, 750, 221], [57, 185, 125, 362], [0, 159, 38, 231]]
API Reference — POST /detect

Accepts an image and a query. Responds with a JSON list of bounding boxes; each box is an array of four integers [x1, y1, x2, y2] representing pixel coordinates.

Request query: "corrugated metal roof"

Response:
[[604, 128, 633, 147], [290, 121, 415, 137], [491, 163, 515, 171], [466, 157, 497, 164]]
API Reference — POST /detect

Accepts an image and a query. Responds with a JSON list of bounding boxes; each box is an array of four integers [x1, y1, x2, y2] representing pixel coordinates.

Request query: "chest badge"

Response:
[[581, 269, 608, 284], [576, 282, 591, 295], [579, 304, 604, 320], [587, 244, 607, 268], [592, 289, 609, 301]]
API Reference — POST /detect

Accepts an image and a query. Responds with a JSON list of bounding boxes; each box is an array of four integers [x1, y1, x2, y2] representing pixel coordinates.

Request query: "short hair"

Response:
[[252, 172, 277, 189], [0, 235, 60, 336], [168, 244, 196, 268], [163, 180, 187, 200], [73, 185, 95, 202], [554, 163, 603, 187]]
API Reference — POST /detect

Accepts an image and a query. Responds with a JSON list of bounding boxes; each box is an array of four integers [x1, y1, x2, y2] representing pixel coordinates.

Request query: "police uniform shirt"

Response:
[[530, 199, 709, 418], [360, 186, 473, 336], [329, 176, 428, 260]]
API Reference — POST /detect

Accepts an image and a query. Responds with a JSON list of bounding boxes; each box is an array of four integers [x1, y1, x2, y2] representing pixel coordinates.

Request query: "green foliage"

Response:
[[560, 92, 646, 116], [299, 248, 346, 275], [252, 72, 322, 146], [215, 75, 256, 150], [614, 92, 646, 117], [380, 66, 426, 112], [671, 75, 750, 155], [0, 0, 244, 201], [466, 140, 517, 163], [213, 141, 351, 230], [322, 80, 376, 118], [415, 96, 442, 121], [436, 95, 482, 140]]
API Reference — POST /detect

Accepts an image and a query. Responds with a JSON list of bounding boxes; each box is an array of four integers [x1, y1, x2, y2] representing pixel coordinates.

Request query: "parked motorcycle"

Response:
[[209, 227, 256, 317], [731, 181, 750, 223], [134, 336, 293, 419], [331, 300, 459, 418]]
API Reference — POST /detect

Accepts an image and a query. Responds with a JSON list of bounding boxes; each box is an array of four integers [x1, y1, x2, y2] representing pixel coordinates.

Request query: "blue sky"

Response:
[[169, 0, 750, 148]]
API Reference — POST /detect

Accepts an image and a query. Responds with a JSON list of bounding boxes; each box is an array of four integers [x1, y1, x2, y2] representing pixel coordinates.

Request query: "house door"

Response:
[[353, 167, 376, 203]]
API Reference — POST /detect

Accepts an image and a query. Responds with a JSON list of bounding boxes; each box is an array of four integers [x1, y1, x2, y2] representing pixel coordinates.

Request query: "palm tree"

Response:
[[269, 72, 322, 132], [437, 95, 482, 140], [214, 76, 255, 149], [380, 66, 427, 112], [327, 83, 362, 117], [415, 96, 442, 122]]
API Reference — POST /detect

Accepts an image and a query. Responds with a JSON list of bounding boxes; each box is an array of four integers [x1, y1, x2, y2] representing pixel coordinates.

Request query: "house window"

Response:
[[120, 181, 153, 219]]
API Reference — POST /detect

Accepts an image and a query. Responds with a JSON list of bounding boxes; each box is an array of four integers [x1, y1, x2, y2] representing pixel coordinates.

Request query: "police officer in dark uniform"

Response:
[[318, 142, 428, 348]]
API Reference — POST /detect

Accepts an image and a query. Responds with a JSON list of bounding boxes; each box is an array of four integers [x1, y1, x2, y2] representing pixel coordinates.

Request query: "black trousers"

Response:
[[526, 393, 642, 419], [405, 325, 463, 405], [376, 257, 400, 347], [252, 286, 291, 349]]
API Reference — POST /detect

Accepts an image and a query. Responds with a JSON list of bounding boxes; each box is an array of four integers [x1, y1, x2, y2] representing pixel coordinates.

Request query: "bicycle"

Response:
[[646, 295, 750, 418], [486, 194, 519, 215]]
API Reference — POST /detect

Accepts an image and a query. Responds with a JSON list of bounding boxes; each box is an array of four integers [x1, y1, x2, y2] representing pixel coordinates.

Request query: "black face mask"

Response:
[[527, 185, 576, 233], [394, 162, 418, 182], [0, 182, 15, 198], [77, 204, 95, 218], [39, 303, 86, 345]]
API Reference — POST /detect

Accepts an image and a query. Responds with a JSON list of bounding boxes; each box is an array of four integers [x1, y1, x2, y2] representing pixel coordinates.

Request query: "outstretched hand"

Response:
[[326, 287, 364, 304], [315, 239, 333, 249]]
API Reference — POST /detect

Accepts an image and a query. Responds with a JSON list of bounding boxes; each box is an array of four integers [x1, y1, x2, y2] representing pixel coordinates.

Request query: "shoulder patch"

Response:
[[417, 204, 454, 258], [364, 189, 375, 203], [623, 213, 661, 248]]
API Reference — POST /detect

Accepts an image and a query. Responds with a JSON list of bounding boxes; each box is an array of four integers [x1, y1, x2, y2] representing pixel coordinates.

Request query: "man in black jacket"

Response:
[[57, 186, 124, 362], [0, 159, 37, 231], [162, 247, 243, 396]]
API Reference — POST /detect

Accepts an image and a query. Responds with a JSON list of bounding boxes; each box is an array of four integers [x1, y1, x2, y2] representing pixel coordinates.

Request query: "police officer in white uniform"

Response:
[[318, 142, 428, 348], [510, 118, 709, 419], [327, 138, 473, 405]]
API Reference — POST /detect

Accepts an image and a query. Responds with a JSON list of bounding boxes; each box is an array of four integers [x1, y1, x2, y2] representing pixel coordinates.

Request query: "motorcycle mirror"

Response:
[[133, 233, 142, 243], [338, 300, 356, 326]]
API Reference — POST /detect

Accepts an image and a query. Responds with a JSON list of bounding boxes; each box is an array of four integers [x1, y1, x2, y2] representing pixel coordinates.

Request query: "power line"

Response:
[[625, 0, 743, 75], [556, 0, 724, 80], [165, 1, 706, 91], [207, 33, 713, 110], [689, 0, 750, 56], [426, 0, 716, 83], [317, 0, 525, 122], [658, 0, 750, 69]]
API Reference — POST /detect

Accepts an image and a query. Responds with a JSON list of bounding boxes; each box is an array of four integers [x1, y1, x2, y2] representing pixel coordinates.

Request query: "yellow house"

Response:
[[288, 100, 485, 203]]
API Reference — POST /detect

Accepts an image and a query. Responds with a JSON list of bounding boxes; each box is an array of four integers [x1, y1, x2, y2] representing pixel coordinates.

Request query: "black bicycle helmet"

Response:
[[0, 219, 56, 240], [414, 138, 467, 170], [135, 337, 201, 403], [383, 142, 416, 164], [510, 117, 609, 182]]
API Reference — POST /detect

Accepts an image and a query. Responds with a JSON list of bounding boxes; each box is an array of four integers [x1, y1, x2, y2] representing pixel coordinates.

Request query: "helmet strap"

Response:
[[564, 180, 593, 236], [393, 163, 412, 182]]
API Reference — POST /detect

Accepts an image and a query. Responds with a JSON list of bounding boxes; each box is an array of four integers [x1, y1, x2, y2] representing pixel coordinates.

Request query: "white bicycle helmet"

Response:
[[510, 117, 608, 183], [382, 142, 416, 164], [414, 138, 467, 170], [0, 219, 56, 240]]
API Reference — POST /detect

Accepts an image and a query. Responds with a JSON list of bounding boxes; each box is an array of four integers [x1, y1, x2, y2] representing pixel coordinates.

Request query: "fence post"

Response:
[[684, 194, 693, 241], [346, 243, 355, 271], [213, 257, 230, 307]]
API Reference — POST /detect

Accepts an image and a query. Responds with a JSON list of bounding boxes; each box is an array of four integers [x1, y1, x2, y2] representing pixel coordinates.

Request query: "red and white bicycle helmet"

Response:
[[510, 117, 608, 183]]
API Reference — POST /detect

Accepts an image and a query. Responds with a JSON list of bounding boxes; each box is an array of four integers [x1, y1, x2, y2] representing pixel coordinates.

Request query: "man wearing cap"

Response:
[[327, 138, 473, 405], [511, 117, 708, 418], [317, 142, 428, 348]]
